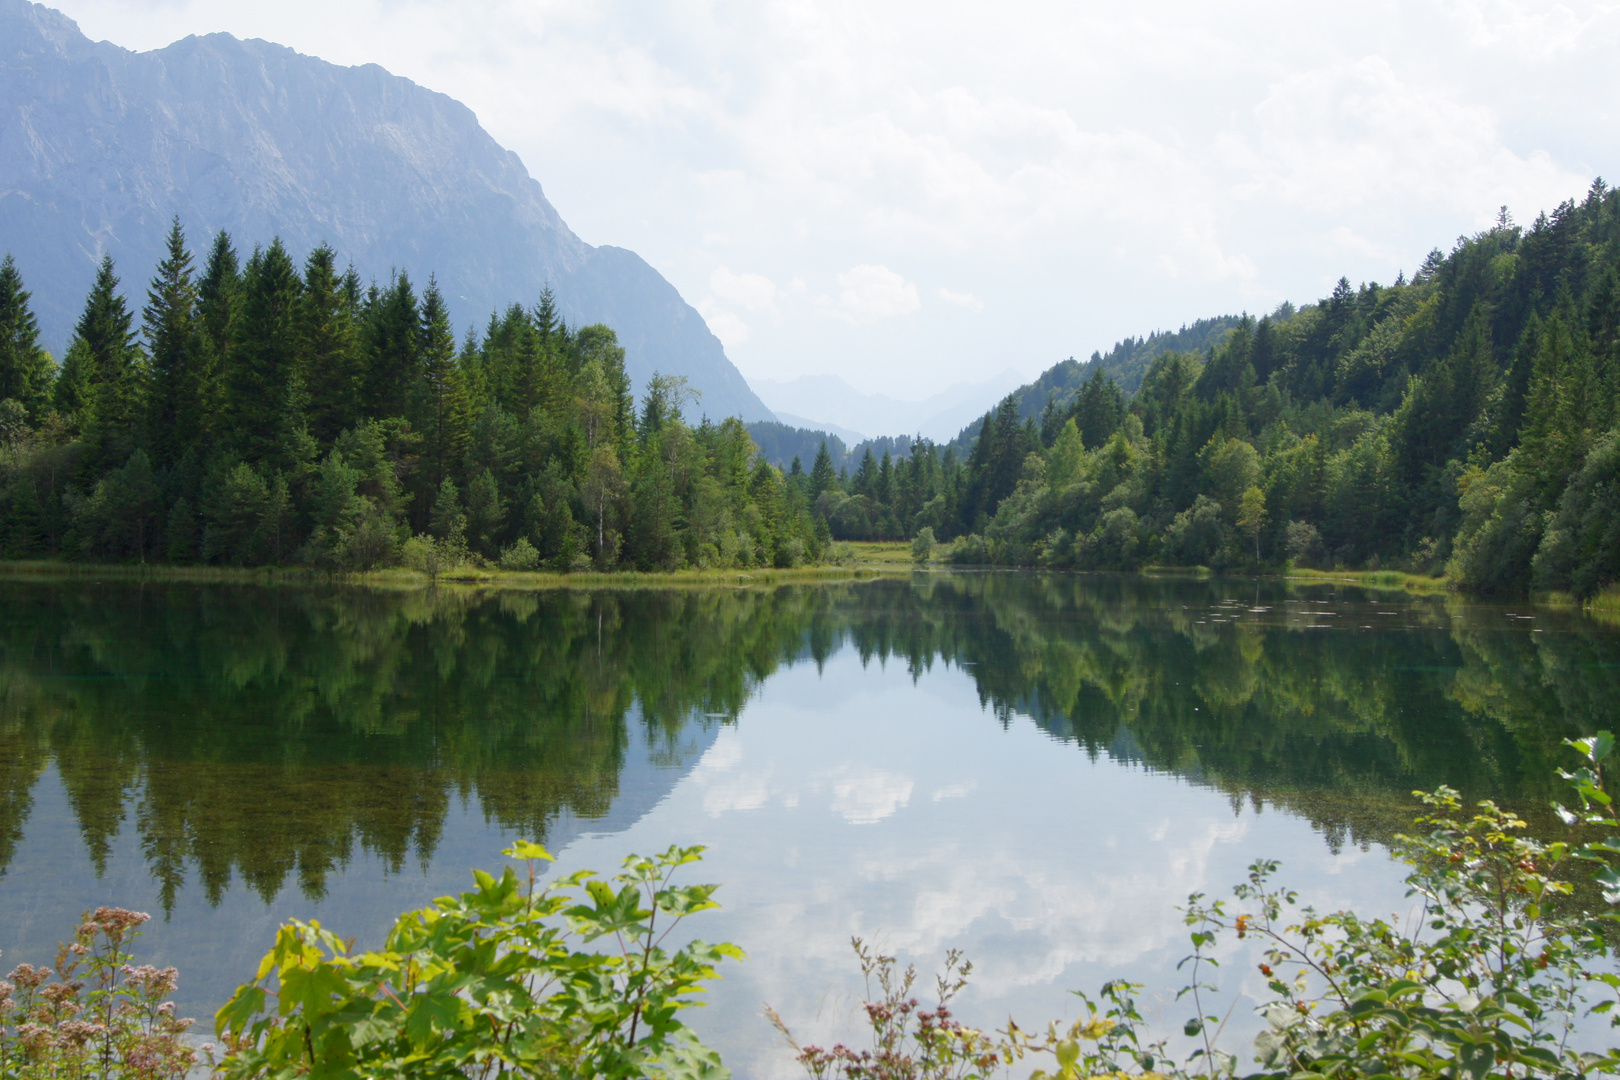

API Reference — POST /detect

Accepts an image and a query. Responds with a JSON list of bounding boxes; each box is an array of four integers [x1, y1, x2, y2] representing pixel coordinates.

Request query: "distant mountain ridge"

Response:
[[0, 0, 774, 421], [750, 369, 1026, 443]]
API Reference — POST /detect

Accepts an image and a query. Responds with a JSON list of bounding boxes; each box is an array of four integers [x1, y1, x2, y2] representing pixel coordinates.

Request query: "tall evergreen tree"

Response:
[[362, 272, 419, 419], [0, 254, 52, 419], [228, 240, 303, 461], [76, 256, 146, 472], [195, 231, 241, 439], [143, 219, 202, 468], [413, 277, 468, 488], [299, 244, 362, 444], [809, 440, 836, 502]]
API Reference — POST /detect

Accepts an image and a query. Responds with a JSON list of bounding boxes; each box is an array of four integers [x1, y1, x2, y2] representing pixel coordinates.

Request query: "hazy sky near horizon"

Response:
[[46, 0, 1620, 397]]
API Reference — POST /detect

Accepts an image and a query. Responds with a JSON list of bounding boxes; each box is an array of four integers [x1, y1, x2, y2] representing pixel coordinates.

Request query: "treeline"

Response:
[[932, 181, 1620, 596], [0, 223, 831, 571]]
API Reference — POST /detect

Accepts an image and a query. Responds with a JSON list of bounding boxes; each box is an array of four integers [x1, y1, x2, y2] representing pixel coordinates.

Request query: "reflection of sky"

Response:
[[0, 642, 1417, 1079], [552, 650, 1413, 1079]]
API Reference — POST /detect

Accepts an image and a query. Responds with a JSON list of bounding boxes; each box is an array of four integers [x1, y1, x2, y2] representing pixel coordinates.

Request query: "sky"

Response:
[[45, 0, 1620, 398]]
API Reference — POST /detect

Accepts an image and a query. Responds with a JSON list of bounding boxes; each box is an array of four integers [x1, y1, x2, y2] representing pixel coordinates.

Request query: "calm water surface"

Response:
[[1, 574, 1617, 1076]]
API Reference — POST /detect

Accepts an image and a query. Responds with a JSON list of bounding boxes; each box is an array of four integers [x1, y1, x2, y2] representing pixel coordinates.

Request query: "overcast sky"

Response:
[[48, 0, 1620, 398]]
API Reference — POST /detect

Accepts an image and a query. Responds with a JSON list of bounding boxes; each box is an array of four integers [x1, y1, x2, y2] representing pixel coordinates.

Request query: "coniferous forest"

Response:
[[3, 183, 1620, 594], [0, 223, 831, 572]]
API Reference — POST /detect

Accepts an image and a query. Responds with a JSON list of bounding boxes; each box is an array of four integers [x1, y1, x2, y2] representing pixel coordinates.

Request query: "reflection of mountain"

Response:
[[1, 574, 1617, 901]]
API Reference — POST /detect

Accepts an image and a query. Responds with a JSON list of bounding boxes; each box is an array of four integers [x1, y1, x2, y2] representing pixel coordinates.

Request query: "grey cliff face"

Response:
[[0, 0, 774, 421]]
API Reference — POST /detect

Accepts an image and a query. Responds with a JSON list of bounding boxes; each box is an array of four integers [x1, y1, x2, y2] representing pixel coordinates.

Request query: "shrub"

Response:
[[0, 907, 208, 1080], [214, 841, 740, 1080], [911, 527, 936, 564], [499, 536, 542, 571]]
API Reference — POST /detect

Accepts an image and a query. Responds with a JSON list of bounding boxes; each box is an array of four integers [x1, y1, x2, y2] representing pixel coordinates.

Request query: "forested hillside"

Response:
[[0, 224, 824, 572], [787, 181, 1620, 596], [941, 314, 1250, 459], [936, 182, 1620, 596]]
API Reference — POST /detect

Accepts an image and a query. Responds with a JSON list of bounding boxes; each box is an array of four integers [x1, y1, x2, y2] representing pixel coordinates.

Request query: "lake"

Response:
[[1, 573, 1616, 1076]]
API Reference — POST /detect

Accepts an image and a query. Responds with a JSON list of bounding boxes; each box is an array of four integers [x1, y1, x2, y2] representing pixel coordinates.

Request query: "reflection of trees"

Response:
[[833, 576, 1616, 851], [0, 584, 824, 907], [2, 575, 1617, 905]]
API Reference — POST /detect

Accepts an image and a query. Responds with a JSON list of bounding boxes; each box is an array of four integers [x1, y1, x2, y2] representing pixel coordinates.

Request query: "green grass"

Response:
[[1282, 566, 1451, 593], [0, 556, 915, 592]]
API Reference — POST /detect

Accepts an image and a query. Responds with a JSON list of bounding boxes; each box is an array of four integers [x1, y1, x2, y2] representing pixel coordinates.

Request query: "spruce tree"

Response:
[[413, 277, 468, 487], [0, 254, 52, 419], [809, 440, 836, 501], [228, 239, 303, 462], [299, 244, 362, 444], [143, 219, 202, 467], [195, 231, 241, 439], [362, 272, 419, 420], [76, 255, 146, 473]]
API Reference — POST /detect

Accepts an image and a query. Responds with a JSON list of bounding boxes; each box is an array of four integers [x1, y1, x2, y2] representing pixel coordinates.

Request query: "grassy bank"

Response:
[[0, 552, 918, 591], [1280, 566, 1452, 593]]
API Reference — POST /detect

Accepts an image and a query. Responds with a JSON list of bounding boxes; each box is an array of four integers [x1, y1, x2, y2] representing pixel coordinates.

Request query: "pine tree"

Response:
[[300, 244, 362, 444], [228, 240, 303, 462], [413, 277, 468, 487], [76, 256, 146, 473], [809, 440, 836, 502], [195, 231, 241, 440], [362, 272, 419, 420], [143, 219, 202, 468], [0, 254, 52, 419]]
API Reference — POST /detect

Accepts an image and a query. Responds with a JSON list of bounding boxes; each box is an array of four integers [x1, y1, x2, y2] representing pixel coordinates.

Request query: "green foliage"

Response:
[[0, 255, 52, 421], [0, 907, 207, 1080], [215, 842, 740, 1080], [911, 526, 936, 563], [0, 231, 830, 574], [498, 535, 541, 570]]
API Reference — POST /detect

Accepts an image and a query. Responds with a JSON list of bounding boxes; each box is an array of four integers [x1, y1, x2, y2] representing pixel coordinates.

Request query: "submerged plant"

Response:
[[0, 906, 206, 1080]]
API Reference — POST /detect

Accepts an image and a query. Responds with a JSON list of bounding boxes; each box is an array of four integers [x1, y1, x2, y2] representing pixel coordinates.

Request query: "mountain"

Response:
[[749, 369, 1026, 443], [0, 0, 774, 421]]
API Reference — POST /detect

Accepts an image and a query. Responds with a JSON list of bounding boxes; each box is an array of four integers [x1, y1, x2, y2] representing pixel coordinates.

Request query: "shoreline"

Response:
[[0, 557, 916, 591]]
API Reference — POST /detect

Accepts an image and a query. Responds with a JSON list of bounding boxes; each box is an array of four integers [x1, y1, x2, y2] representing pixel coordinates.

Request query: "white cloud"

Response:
[[709, 266, 782, 315], [697, 303, 750, 348], [830, 265, 920, 323], [937, 287, 984, 313]]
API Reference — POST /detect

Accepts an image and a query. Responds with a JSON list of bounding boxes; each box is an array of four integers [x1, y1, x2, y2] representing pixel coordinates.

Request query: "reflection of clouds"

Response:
[[694, 729, 771, 815], [830, 767, 914, 824], [558, 654, 1411, 1080], [702, 770, 772, 815]]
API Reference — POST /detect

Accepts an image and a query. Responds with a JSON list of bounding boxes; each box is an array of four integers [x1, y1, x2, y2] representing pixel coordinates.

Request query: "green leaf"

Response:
[[1456, 1039, 1495, 1080], [504, 839, 554, 862]]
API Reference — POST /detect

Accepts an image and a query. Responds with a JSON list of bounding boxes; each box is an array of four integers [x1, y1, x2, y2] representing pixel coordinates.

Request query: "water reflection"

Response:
[[1, 574, 1617, 1073], [1, 576, 1615, 902]]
